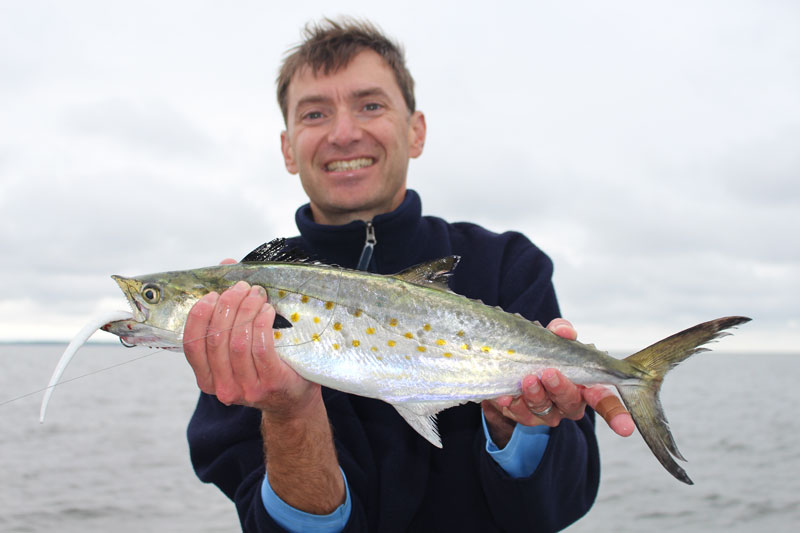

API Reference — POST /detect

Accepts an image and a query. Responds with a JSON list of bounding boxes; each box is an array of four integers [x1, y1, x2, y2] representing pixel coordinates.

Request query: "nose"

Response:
[[327, 110, 362, 146]]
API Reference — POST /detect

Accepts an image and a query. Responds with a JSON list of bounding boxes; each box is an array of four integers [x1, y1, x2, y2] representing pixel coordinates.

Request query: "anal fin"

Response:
[[392, 400, 464, 448]]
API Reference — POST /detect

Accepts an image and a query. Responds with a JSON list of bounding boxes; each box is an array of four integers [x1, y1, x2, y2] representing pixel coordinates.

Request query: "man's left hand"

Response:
[[482, 318, 635, 447]]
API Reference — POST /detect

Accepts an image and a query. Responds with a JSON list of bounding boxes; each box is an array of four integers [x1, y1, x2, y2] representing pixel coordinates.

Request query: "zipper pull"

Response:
[[356, 221, 376, 271]]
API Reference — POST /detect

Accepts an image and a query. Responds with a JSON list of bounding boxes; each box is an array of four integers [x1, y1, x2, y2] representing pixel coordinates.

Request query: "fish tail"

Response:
[[616, 316, 751, 484]]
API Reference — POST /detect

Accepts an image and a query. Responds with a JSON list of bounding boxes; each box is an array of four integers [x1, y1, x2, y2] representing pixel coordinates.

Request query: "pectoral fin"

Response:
[[272, 313, 293, 329]]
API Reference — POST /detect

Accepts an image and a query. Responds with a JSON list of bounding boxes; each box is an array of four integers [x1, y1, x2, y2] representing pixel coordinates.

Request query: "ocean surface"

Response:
[[1, 343, 798, 532]]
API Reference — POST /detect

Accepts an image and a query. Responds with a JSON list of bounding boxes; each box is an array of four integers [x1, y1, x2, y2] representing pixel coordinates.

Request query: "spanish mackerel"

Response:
[[42, 239, 750, 484]]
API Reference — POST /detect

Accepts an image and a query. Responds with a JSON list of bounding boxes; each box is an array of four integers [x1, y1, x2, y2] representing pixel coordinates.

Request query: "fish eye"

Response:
[[141, 284, 161, 304]]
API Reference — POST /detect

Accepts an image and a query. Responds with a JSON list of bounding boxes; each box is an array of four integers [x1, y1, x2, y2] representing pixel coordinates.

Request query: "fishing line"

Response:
[[0, 322, 243, 410], [0, 349, 160, 408]]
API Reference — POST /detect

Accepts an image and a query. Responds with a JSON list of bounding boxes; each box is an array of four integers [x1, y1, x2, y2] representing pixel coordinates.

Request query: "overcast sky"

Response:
[[1, 0, 797, 353]]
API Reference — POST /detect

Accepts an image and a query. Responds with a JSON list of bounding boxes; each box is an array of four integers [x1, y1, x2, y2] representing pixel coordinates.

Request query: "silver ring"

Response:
[[531, 403, 554, 417]]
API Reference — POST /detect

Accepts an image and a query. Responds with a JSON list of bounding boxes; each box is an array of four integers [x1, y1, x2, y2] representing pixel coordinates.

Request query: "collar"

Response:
[[294, 190, 423, 271]]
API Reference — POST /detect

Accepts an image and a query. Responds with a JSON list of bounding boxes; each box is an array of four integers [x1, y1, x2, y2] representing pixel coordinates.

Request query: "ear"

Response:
[[408, 111, 426, 159], [280, 130, 299, 174]]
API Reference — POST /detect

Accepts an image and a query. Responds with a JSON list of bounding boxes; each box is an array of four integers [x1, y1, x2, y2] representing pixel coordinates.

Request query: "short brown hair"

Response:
[[277, 17, 416, 123]]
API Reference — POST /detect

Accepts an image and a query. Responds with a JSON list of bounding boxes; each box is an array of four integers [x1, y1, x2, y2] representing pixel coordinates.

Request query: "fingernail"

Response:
[[202, 292, 219, 304], [233, 280, 249, 291], [527, 380, 541, 395], [249, 285, 266, 298], [544, 373, 560, 388]]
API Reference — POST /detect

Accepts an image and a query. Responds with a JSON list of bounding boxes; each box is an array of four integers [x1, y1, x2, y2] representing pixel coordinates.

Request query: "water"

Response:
[[1, 345, 798, 532], [0, 344, 237, 532]]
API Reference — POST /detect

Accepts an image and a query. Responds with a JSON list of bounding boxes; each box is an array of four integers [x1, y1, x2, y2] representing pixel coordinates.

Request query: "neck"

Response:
[[309, 189, 407, 226]]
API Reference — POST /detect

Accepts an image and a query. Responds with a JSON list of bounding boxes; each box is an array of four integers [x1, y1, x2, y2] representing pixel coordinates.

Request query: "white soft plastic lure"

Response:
[[39, 309, 134, 422]]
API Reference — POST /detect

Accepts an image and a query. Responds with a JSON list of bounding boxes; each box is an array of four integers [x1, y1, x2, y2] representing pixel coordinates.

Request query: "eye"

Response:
[[141, 284, 161, 304], [363, 102, 382, 112], [302, 110, 324, 121]]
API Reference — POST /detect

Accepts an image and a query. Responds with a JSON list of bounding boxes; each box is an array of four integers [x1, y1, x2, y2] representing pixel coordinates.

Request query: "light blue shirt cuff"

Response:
[[261, 467, 351, 533], [482, 412, 550, 478]]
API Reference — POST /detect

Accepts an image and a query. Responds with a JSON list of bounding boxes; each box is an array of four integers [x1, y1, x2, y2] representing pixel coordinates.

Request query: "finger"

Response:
[[546, 318, 577, 341], [539, 368, 586, 420], [252, 302, 277, 381], [183, 292, 219, 392], [219, 258, 237, 265], [512, 374, 560, 426], [206, 281, 251, 404], [229, 285, 268, 398], [583, 385, 635, 437], [489, 395, 514, 409]]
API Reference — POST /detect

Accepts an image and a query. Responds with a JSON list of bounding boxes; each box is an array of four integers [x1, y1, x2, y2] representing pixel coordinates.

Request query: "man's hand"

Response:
[[482, 318, 635, 447], [183, 267, 344, 514], [183, 270, 319, 416]]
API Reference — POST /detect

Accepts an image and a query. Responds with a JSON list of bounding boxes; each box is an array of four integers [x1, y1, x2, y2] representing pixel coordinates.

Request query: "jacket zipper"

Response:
[[356, 221, 376, 271]]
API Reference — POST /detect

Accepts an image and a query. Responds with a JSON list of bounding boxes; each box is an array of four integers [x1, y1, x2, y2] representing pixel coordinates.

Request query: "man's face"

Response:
[[280, 49, 426, 225]]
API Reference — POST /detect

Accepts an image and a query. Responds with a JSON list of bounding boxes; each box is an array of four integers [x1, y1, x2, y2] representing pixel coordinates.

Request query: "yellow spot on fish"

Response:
[[371, 346, 378, 352], [507, 349, 516, 355], [436, 339, 446, 346], [389, 318, 398, 327], [457, 330, 465, 337], [312, 333, 320, 342], [333, 322, 342, 331], [354, 309, 363, 317], [423, 324, 431, 331], [366, 327, 376, 335], [290, 313, 300, 322], [278, 290, 287, 298], [313, 317, 320, 324], [481, 346, 491, 353], [376, 356, 383, 361], [461, 344, 469, 350], [352, 340, 361, 347], [404, 355, 411, 360], [332, 343, 340, 350], [387, 340, 396, 347], [273, 331, 282, 340], [404, 332, 414, 339], [443, 352, 453, 358], [325, 301, 334, 310], [301, 295, 309, 303], [417, 346, 426, 352]]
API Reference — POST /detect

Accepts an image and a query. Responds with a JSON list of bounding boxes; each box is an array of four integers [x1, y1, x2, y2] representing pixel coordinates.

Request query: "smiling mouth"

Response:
[[325, 157, 374, 172]]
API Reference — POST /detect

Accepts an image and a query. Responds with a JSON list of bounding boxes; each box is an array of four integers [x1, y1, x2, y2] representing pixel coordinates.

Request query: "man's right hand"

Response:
[[183, 276, 320, 417], [183, 269, 346, 514]]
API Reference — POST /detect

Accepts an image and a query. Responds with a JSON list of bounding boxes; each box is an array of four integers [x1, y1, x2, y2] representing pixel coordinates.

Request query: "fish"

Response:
[[41, 239, 750, 484]]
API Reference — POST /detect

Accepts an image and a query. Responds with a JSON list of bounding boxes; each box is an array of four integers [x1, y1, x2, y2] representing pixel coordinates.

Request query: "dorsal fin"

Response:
[[241, 238, 313, 264], [393, 256, 460, 291]]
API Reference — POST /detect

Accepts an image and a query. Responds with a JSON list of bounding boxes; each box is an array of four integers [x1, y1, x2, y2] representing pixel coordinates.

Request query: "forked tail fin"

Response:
[[616, 316, 751, 484]]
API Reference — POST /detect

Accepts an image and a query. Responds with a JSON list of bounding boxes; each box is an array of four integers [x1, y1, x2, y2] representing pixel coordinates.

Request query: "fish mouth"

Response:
[[325, 157, 375, 172], [111, 275, 148, 322], [102, 318, 182, 349]]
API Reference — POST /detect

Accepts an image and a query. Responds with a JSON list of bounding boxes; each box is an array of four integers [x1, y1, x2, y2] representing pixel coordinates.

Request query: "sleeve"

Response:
[[474, 232, 601, 532], [261, 468, 351, 532], [482, 412, 550, 478], [187, 392, 370, 532]]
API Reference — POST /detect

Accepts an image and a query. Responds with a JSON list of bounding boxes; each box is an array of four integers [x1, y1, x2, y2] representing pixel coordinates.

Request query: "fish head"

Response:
[[111, 267, 234, 341]]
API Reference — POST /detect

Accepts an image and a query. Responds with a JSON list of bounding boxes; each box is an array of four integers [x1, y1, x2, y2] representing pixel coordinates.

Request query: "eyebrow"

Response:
[[294, 87, 391, 112]]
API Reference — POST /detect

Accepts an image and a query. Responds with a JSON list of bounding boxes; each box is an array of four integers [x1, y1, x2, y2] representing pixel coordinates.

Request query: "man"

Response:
[[184, 18, 633, 532]]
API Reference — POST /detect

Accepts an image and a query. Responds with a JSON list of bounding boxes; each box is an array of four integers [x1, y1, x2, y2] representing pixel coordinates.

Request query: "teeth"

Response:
[[326, 158, 374, 172]]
